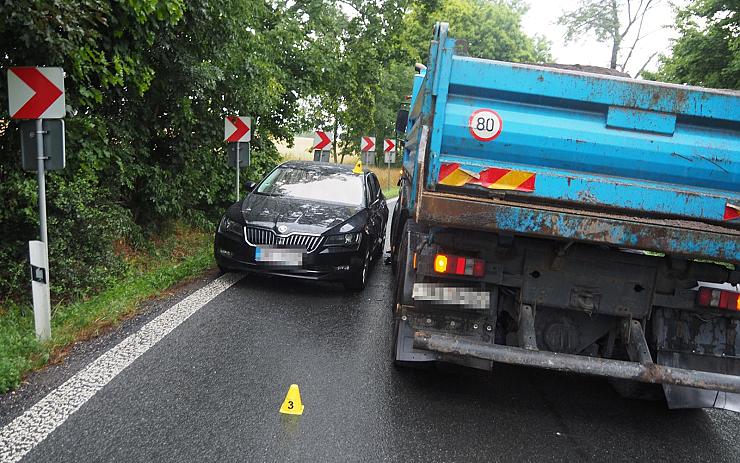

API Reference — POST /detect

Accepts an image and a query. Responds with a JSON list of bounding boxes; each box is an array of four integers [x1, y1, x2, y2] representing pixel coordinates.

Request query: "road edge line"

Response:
[[0, 272, 243, 463]]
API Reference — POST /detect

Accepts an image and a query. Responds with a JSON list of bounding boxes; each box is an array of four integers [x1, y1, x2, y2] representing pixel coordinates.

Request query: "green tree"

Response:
[[0, 0, 329, 303], [0, 0, 552, 305], [557, 0, 663, 74], [323, 0, 551, 164], [644, 0, 740, 89], [402, 0, 551, 64]]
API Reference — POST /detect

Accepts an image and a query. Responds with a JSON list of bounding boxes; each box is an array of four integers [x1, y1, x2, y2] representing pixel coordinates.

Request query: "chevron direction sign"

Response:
[[360, 136, 375, 152], [224, 116, 251, 142], [8, 67, 65, 119]]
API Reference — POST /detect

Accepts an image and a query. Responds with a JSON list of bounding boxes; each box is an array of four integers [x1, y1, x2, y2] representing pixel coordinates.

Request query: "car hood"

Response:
[[240, 193, 362, 235]]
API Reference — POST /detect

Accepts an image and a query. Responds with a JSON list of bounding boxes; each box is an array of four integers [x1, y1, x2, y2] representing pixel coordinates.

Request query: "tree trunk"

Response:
[[609, 0, 620, 69], [332, 113, 339, 163], [610, 38, 620, 69]]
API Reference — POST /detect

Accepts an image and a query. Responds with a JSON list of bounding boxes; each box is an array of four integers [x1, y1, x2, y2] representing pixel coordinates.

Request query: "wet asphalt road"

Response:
[[6, 209, 740, 462]]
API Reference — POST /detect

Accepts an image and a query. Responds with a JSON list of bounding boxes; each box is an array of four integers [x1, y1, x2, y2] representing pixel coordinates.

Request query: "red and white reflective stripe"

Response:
[[438, 162, 535, 192], [724, 203, 740, 221]]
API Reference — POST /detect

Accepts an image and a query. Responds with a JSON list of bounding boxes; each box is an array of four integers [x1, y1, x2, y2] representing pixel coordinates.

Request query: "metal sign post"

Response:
[[35, 119, 48, 244], [225, 116, 252, 201], [236, 141, 240, 200], [387, 158, 391, 190], [32, 123, 51, 341], [8, 66, 66, 341], [383, 138, 396, 191]]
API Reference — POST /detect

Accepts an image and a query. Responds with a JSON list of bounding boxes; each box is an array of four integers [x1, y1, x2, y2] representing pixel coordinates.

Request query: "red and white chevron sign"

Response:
[[360, 136, 375, 152], [383, 138, 396, 152], [7, 67, 65, 119], [224, 116, 251, 142], [313, 131, 332, 150]]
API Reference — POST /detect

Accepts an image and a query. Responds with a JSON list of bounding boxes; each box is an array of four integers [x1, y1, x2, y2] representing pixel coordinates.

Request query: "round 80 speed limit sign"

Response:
[[468, 108, 503, 142]]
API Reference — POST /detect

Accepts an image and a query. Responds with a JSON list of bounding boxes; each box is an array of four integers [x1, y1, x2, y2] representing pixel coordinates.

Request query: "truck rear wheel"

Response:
[[391, 221, 420, 367]]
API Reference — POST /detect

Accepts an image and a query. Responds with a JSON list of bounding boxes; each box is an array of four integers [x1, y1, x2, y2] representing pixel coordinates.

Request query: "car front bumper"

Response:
[[214, 230, 364, 281]]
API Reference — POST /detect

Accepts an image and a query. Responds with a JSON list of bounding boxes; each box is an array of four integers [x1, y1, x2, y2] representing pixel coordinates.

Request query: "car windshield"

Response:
[[256, 167, 364, 206]]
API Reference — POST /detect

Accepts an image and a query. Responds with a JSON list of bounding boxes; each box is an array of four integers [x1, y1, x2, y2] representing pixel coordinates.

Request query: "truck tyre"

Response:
[[389, 204, 407, 275], [391, 220, 424, 367], [392, 221, 417, 308]]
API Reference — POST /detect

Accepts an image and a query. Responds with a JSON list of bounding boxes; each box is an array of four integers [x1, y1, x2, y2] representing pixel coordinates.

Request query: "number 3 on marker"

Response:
[[287, 401, 294, 409], [468, 108, 503, 142]]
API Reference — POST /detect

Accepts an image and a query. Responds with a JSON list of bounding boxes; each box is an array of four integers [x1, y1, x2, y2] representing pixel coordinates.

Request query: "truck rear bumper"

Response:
[[417, 191, 740, 265], [413, 331, 740, 395]]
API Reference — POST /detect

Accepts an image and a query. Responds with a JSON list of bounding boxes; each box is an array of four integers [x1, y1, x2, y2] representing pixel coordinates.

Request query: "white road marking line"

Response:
[[0, 273, 243, 463]]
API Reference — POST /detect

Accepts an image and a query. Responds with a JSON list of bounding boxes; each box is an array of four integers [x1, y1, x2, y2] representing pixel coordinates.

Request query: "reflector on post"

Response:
[[29, 240, 51, 340]]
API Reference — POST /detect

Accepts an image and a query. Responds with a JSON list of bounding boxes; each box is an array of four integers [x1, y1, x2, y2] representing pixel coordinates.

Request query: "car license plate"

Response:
[[254, 247, 303, 266]]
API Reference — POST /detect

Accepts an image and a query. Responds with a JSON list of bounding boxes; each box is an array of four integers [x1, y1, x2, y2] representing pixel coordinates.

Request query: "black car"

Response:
[[214, 161, 389, 290]]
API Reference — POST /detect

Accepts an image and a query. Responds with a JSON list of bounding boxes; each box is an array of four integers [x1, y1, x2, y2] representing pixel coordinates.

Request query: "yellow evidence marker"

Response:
[[353, 160, 363, 174], [279, 384, 304, 415]]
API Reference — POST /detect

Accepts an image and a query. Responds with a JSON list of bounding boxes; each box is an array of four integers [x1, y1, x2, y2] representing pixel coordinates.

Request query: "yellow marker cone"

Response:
[[353, 160, 363, 174], [279, 384, 304, 415]]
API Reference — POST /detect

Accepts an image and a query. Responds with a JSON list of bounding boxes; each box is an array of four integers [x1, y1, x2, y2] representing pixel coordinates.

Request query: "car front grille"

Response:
[[244, 227, 323, 253]]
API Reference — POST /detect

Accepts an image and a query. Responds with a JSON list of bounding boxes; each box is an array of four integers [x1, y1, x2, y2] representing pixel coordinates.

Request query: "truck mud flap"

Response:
[[659, 351, 740, 411], [395, 318, 438, 363], [413, 332, 740, 395]]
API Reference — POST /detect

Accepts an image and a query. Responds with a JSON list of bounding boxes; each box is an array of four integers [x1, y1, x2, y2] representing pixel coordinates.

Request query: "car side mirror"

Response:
[[244, 181, 257, 192], [395, 109, 409, 134]]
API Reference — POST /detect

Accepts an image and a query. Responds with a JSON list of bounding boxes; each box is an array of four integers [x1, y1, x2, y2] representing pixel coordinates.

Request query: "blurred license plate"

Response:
[[255, 247, 303, 266]]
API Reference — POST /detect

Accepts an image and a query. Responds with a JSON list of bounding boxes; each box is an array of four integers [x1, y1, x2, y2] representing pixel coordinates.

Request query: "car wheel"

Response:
[[344, 248, 370, 291], [213, 236, 229, 274]]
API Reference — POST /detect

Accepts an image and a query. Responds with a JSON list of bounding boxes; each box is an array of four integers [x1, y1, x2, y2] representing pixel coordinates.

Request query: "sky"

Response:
[[520, 0, 687, 76]]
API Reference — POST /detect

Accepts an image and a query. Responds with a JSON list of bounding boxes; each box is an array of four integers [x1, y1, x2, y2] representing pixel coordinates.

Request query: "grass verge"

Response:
[[0, 224, 215, 393], [367, 165, 400, 199]]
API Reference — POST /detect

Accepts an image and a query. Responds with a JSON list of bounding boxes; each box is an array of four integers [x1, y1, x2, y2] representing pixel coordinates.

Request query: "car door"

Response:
[[371, 174, 388, 235], [366, 174, 386, 253]]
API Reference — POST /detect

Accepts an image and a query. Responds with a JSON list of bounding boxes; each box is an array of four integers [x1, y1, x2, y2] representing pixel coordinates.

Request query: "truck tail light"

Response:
[[433, 253, 485, 277], [697, 287, 740, 311]]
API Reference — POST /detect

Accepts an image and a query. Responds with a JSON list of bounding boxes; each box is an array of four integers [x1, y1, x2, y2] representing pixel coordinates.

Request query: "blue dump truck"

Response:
[[390, 23, 740, 411]]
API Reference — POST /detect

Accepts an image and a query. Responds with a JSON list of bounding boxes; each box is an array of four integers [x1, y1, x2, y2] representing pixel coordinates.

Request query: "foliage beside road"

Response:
[[367, 165, 401, 198], [0, 0, 545, 309], [0, 0, 545, 393], [0, 223, 213, 393], [645, 0, 740, 89]]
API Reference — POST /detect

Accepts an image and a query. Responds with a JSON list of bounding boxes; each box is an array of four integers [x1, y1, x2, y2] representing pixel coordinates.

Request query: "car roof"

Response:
[[278, 160, 370, 175]]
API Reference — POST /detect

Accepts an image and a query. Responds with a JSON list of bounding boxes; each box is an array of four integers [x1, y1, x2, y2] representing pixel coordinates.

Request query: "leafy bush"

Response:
[[0, 1, 295, 307]]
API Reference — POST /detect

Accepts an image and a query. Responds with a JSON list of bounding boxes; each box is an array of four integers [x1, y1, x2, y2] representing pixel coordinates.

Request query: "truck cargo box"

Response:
[[404, 24, 740, 264]]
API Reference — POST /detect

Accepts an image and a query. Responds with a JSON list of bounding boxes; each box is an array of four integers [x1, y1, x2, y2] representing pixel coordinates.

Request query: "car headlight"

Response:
[[219, 216, 244, 236], [324, 232, 362, 247]]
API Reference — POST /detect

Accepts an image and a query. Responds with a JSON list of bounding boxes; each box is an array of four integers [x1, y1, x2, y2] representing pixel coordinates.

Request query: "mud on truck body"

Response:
[[389, 23, 740, 411]]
